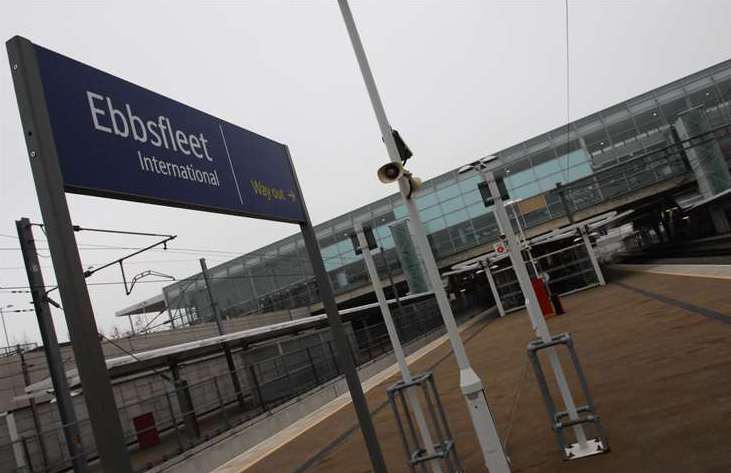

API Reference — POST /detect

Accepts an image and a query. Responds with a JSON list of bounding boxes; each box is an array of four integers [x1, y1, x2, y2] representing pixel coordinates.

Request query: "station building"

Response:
[[122, 57, 731, 330]]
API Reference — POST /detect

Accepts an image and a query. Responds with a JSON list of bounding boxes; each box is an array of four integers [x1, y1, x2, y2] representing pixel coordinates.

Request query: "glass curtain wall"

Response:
[[161, 59, 731, 323]]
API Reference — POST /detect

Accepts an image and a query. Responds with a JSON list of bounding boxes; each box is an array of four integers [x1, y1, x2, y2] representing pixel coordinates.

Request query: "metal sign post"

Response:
[[16, 218, 88, 473], [337, 3, 511, 471], [7, 37, 131, 473], [355, 224, 443, 473], [288, 151, 388, 473], [300, 222, 388, 473]]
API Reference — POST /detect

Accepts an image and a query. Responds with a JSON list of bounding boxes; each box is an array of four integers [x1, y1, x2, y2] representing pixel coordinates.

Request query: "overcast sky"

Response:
[[1, 0, 730, 345]]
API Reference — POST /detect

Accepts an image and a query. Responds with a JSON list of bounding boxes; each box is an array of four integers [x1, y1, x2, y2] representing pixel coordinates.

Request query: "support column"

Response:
[[480, 260, 505, 317], [16, 218, 88, 472], [199, 258, 245, 408], [556, 183, 605, 286], [356, 224, 443, 473]]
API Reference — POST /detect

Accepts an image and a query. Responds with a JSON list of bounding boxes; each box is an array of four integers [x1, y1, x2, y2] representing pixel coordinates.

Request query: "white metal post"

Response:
[[355, 224, 442, 473], [580, 228, 606, 286], [483, 170, 590, 450], [337, 3, 511, 471], [480, 261, 505, 317]]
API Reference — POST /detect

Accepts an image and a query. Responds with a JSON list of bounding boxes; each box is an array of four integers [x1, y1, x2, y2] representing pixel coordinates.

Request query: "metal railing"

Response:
[[1, 297, 463, 473]]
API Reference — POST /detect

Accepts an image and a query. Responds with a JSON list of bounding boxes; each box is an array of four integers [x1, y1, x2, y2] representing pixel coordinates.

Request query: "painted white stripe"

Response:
[[219, 124, 244, 205]]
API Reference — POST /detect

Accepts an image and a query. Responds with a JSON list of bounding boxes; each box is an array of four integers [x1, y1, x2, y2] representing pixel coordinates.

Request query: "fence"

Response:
[[1, 297, 458, 473]]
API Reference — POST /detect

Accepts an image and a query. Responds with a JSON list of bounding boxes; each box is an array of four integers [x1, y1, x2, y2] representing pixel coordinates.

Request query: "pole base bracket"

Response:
[[565, 438, 607, 460]]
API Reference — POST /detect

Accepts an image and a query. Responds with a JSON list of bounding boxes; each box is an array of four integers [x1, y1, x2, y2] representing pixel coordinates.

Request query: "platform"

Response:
[[217, 269, 731, 473]]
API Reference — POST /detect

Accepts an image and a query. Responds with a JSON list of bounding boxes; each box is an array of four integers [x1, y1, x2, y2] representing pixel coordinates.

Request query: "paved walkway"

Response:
[[218, 270, 731, 473]]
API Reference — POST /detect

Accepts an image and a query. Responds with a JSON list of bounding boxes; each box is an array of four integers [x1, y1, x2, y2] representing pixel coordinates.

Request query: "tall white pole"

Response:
[[337, 3, 511, 471], [483, 170, 589, 449], [355, 225, 442, 473]]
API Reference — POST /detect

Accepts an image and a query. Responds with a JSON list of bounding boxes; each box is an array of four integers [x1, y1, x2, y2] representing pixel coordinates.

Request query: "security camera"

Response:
[[377, 162, 404, 183]]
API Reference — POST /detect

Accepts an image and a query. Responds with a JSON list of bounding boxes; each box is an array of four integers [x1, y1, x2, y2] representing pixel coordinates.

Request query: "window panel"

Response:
[[444, 209, 469, 227], [505, 167, 536, 189], [440, 196, 465, 214], [466, 202, 488, 218], [458, 174, 482, 192], [533, 159, 562, 178], [415, 193, 438, 210], [462, 189, 482, 205], [425, 217, 447, 234], [419, 205, 443, 222], [436, 184, 461, 202], [510, 181, 542, 200], [538, 173, 562, 193], [565, 161, 593, 182]]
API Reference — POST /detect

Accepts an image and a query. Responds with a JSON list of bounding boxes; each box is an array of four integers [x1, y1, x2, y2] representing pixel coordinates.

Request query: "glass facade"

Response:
[[163, 58, 731, 323]]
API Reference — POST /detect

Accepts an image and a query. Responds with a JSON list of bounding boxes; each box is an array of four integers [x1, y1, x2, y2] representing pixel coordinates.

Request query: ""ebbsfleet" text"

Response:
[[86, 91, 213, 162]]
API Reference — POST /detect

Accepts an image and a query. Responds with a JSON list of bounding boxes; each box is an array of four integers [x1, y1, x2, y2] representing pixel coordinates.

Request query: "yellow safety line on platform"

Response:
[[211, 313, 488, 473], [613, 264, 731, 280]]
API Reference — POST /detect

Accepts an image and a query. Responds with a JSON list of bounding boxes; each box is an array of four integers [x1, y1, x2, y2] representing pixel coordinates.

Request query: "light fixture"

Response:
[[457, 155, 499, 175]]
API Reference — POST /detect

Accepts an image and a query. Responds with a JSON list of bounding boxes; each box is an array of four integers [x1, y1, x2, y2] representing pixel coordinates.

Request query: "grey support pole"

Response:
[[18, 345, 49, 470], [336, 3, 510, 471], [556, 183, 605, 286], [199, 258, 245, 407], [7, 37, 131, 473], [285, 148, 387, 473], [16, 218, 88, 472]]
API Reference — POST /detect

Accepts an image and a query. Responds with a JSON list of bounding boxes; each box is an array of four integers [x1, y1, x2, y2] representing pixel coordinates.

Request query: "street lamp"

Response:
[[0, 304, 14, 349], [461, 159, 604, 458], [338, 3, 511, 471]]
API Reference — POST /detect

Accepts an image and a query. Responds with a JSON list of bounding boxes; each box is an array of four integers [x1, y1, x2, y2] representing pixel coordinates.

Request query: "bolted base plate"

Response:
[[565, 438, 607, 460]]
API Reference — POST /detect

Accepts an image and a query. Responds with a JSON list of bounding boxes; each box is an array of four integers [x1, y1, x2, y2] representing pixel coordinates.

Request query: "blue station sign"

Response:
[[31, 42, 306, 223]]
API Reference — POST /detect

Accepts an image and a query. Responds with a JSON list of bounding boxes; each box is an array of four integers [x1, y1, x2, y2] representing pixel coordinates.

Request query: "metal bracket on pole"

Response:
[[387, 372, 463, 473], [527, 333, 609, 459]]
